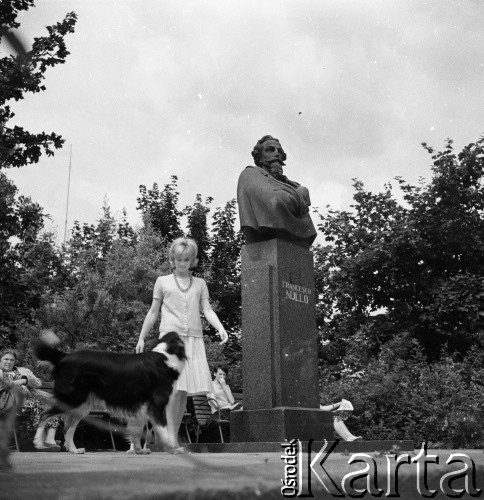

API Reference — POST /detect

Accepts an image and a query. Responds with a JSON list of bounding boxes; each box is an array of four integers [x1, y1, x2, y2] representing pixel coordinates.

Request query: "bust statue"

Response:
[[237, 135, 317, 248]]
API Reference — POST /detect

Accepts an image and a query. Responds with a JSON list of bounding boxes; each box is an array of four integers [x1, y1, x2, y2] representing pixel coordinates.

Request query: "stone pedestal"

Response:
[[231, 407, 334, 442], [231, 238, 333, 443]]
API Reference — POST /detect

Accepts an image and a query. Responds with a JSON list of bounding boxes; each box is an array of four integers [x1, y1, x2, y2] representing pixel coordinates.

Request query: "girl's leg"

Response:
[[162, 390, 187, 451], [173, 391, 187, 451], [175, 391, 188, 431]]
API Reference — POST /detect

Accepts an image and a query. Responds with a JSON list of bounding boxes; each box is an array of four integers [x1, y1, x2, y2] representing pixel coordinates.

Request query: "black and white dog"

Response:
[[33, 331, 186, 454]]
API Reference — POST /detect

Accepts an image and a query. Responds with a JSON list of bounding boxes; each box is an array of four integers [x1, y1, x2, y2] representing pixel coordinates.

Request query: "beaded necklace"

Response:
[[174, 272, 193, 293]]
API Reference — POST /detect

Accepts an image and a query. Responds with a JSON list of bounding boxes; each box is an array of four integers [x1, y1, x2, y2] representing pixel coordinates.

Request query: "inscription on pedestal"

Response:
[[282, 280, 312, 304]]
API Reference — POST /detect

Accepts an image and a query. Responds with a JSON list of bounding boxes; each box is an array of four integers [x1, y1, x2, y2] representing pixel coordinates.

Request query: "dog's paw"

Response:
[[126, 449, 137, 454], [139, 448, 151, 455], [70, 447, 85, 454]]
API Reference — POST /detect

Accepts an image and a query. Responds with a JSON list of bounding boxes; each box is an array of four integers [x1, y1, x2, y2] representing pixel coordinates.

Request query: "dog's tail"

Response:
[[33, 330, 65, 366]]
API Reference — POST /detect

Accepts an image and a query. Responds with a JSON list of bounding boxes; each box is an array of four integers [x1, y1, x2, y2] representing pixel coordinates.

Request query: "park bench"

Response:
[[190, 392, 243, 443]]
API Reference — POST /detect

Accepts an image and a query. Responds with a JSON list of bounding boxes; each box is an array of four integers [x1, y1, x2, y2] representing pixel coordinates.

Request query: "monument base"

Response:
[[241, 239, 320, 409], [230, 407, 334, 443]]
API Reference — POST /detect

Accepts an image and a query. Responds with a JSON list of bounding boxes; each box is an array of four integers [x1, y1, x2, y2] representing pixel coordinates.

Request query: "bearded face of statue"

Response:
[[259, 139, 286, 180]]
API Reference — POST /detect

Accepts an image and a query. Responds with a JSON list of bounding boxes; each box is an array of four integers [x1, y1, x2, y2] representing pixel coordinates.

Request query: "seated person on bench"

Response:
[[207, 364, 242, 419], [0, 348, 60, 450]]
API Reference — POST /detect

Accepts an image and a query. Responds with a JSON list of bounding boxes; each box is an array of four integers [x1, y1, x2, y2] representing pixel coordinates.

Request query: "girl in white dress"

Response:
[[135, 237, 228, 452]]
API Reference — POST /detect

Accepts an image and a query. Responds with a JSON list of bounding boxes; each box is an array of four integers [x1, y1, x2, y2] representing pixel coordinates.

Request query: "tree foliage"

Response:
[[184, 193, 213, 265], [137, 176, 183, 241], [208, 199, 244, 335], [316, 136, 484, 374], [0, 2, 77, 168], [67, 198, 136, 275], [43, 224, 166, 350], [0, 171, 58, 345], [0, 1, 77, 345], [322, 334, 484, 448]]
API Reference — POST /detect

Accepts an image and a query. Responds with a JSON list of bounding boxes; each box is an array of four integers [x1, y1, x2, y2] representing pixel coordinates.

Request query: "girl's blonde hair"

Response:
[[169, 237, 199, 269]]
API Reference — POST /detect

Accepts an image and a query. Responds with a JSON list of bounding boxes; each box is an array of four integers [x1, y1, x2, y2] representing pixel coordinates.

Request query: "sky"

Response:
[[4, 0, 484, 243]]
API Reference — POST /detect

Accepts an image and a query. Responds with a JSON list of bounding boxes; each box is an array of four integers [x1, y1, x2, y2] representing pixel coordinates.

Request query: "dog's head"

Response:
[[152, 331, 187, 373]]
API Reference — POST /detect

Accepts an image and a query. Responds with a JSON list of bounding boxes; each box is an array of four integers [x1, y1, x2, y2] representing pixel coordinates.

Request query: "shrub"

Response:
[[320, 336, 484, 448]]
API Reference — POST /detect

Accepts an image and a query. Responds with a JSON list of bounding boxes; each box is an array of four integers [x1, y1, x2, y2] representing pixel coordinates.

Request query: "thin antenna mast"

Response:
[[63, 145, 72, 244]]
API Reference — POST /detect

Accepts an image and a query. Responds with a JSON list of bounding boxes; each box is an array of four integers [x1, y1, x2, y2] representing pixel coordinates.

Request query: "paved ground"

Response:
[[2, 448, 484, 499]]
